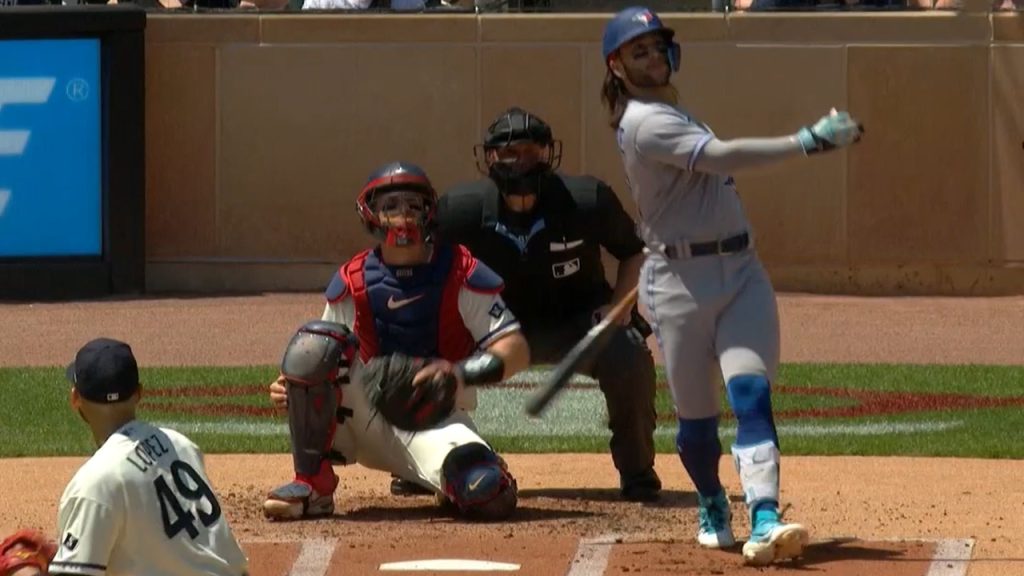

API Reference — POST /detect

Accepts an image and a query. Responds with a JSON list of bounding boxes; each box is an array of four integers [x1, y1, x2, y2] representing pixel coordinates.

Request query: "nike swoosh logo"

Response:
[[387, 294, 424, 310], [468, 473, 486, 491]]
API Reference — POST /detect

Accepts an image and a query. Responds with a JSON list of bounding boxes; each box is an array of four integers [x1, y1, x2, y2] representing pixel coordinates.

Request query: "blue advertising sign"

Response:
[[0, 39, 102, 258]]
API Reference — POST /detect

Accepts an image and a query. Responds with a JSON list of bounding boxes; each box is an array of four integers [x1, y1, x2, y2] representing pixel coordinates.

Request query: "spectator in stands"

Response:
[[730, 0, 911, 9], [300, 0, 488, 9], [300, 0, 438, 9]]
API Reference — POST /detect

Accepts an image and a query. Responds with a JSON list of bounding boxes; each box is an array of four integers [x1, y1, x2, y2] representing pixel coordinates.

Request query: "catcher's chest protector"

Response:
[[344, 245, 475, 362]]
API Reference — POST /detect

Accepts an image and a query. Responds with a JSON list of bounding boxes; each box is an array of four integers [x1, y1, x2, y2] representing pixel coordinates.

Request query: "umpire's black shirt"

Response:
[[436, 172, 644, 330]]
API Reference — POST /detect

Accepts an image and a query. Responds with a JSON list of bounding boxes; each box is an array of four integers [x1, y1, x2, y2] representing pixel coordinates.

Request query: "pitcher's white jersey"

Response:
[[51, 420, 248, 576]]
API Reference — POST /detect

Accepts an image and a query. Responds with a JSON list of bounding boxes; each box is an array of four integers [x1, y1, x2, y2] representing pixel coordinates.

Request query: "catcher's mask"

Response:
[[473, 107, 562, 197], [356, 161, 438, 247]]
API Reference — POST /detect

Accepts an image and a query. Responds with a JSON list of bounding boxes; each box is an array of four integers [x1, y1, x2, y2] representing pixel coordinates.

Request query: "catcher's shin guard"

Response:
[[441, 443, 518, 521], [285, 379, 339, 476], [280, 321, 354, 476]]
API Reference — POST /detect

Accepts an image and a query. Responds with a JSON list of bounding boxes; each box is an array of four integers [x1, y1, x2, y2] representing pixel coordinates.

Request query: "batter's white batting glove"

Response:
[[797, 108, 864, 155]]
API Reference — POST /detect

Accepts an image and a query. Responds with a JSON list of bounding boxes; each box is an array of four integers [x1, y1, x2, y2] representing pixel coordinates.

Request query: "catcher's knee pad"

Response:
[[441, 443, 518, 522], [726, 374, 778, 447]]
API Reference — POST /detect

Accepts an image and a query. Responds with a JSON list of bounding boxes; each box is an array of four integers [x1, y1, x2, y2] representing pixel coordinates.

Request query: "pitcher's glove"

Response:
[[360, 353, 458, 432], [0, 529, 57, 576]]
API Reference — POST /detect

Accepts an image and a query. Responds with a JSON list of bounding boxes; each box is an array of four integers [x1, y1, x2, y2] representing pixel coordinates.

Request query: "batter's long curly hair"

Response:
[[601, 69, 631, 130]]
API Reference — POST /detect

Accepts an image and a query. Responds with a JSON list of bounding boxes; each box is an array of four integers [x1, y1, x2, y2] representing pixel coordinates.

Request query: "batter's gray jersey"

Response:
[[615, 99, 779, 421], [616, 100, 751, 248]]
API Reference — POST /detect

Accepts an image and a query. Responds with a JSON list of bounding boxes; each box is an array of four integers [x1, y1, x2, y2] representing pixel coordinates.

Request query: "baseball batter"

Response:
[[600, 6, 863, 567], [0, 338, 248, 576], [263, 161, 530, 523]]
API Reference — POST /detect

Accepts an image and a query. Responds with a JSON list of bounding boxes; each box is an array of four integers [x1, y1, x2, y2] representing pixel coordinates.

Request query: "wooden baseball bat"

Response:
[[525, 286, 640, 417]]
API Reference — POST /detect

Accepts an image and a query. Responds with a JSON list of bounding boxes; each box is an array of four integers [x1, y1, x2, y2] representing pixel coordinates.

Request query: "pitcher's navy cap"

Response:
[[65, 338, 140, 404]]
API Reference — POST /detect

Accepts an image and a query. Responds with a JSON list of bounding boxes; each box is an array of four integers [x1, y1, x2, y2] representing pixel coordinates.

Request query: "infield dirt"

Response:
[[1, 293, 1022, 575]]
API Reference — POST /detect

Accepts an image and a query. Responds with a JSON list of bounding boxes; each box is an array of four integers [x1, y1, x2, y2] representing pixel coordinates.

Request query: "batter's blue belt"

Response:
[[663, 232, 750, 259]]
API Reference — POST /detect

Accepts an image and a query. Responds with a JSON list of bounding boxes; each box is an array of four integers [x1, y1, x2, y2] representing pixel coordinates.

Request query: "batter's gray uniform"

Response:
[[616, 100, 780, 420]]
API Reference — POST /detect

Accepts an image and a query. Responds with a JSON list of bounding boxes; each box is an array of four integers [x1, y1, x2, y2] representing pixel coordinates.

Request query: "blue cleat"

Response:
[[742, 505, 809, 565], [696, 490, 735, 548]]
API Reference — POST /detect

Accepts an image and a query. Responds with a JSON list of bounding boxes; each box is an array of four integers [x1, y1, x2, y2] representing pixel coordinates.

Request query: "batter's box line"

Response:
[[566, 533, 974, 576], [239, 534, 974, 576], [240, 537, 336, 576]]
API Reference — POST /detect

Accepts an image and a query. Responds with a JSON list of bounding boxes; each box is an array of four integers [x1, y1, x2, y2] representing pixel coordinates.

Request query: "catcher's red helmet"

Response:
[[356, 162, 437, 247]]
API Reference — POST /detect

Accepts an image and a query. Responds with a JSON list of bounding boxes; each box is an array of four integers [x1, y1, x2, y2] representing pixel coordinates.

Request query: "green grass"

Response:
[[2, 363, 1022, 459]]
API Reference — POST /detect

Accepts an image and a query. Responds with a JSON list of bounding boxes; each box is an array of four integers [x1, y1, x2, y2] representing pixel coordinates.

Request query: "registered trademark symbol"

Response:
[[66, 78, 89, 102]]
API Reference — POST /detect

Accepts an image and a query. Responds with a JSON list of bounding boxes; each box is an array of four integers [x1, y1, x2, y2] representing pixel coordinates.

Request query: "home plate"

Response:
[[379, 559, 521, 571]]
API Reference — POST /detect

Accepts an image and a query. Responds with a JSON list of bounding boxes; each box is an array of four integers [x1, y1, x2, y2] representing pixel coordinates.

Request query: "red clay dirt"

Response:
[[1, 293, 1023, 575]]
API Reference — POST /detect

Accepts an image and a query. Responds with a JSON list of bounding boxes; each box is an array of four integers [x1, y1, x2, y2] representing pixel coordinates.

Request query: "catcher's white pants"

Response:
[[331, 375, 487, 494]]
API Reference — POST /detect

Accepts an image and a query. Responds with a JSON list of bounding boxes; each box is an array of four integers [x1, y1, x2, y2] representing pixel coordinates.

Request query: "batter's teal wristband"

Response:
[[796, 127, 817, 155]]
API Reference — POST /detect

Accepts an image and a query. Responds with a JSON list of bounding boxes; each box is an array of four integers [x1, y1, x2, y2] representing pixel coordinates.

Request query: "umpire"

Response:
[[436, 107, 661, 502]]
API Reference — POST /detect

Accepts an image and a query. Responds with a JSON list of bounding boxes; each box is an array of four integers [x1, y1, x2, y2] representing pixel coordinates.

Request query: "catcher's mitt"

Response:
[[359, 353, 458, 432], [0, 529, 57, 576]]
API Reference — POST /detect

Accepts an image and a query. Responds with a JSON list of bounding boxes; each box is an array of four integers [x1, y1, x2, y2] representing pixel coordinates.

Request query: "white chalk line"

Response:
[[925, 539, 975, 576], [287, 538, 335, 576], [238, 534, 974, 575], [565, 534, 620, 576]]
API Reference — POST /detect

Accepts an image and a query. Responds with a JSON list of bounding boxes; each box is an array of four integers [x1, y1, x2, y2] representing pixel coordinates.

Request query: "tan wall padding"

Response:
[[991, 46, 1024, 263], [846, 45, 990, 265], [145, 44, 218, 259], [215, 44, 481, 261], [143, 12, 1024, 295]]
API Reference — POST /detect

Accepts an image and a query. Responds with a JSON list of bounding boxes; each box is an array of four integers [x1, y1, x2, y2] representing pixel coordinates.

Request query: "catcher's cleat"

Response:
[[263, 475, 337, 521], [390, 475, 434, 497], [742, 509, 809, 565], [696, 490, 736, 549]]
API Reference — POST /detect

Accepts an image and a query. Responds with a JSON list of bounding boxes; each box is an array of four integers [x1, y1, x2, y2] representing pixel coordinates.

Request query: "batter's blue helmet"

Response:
[[602, 6, 680, 72], [356, 161, 437, 246]]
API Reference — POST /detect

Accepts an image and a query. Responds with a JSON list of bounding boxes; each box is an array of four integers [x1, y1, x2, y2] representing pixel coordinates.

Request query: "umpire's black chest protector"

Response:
[[437, 173, 614, 326]]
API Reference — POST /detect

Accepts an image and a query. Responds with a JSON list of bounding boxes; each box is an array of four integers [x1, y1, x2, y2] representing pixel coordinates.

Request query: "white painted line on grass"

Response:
[[926, 539, 974, 576], [152, 417, 964, 439], [565, 534, 620, 576], [288, 538, 336, 576], [153, 420, 287, 436], [727, 421, 964, 437]]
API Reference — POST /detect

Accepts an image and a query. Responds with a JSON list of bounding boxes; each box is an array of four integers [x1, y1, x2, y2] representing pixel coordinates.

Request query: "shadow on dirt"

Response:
[[792, 537, 924, 567], [518, 487, 717, 508], [338, 503, 599, 523]]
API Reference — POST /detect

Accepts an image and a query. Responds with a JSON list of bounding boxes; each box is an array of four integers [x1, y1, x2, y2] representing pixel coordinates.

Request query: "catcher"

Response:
[[2, 338, 248, 576], [263, 161, 530, 522]]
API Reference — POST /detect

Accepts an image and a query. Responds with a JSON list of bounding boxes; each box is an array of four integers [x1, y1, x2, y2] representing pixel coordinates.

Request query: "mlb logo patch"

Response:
[[552, 258, 581, 278], [63, 532, 79, 551], [488, 302, 505, 319]]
